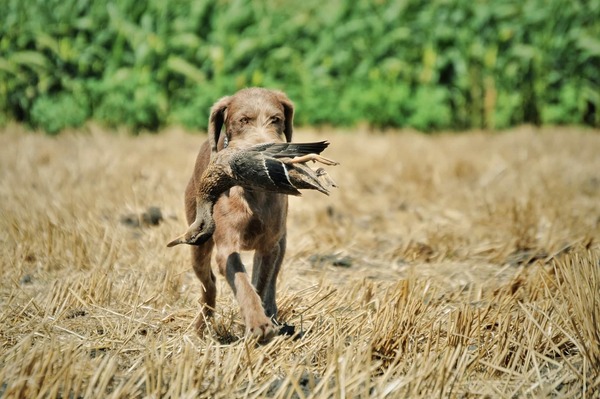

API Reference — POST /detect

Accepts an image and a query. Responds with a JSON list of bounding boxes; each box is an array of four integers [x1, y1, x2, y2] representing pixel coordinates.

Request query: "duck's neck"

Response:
[[197, 163, 236, 203]]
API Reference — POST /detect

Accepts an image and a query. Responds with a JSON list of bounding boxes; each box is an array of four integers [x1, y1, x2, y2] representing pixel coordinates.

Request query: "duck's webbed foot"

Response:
[[287, 153, 339, 166]]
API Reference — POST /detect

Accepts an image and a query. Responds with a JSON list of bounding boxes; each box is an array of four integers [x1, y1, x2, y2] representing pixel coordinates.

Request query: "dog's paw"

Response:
[[246, 316, 277, 343], [194, 306, 215, 337], [194, 316, 210, 337]]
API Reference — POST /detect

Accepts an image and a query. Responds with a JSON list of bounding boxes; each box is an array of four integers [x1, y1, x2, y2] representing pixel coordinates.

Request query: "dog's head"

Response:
[[207, 88, 294, 154]]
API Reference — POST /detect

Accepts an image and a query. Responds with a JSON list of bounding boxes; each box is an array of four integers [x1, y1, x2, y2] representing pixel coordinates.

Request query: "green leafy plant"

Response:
[[0, 0, 598, 133], [30, 93, 89, 134]]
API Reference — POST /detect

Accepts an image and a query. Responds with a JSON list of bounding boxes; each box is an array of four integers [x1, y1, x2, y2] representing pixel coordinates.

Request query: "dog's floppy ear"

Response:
[[274, 91, 294, 142], [208, 96, 231, 153]]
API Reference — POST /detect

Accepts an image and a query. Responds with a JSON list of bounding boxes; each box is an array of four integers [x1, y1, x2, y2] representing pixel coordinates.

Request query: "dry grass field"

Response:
[[1, 124, 599, 398]]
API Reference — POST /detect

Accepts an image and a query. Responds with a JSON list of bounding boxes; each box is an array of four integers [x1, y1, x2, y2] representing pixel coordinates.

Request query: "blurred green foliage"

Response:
[[1, 0, 598, 133]]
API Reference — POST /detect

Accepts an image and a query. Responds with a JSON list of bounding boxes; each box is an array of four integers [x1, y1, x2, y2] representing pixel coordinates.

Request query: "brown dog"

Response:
[[183, 88, 294, 340]]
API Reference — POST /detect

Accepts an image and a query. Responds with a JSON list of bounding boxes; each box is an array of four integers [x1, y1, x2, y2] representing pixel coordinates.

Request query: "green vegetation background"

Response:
[[1, 0, 599, 133]]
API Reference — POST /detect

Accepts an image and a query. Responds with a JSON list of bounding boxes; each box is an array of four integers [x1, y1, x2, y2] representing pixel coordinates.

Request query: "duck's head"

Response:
[[167, 200, 215, 247]]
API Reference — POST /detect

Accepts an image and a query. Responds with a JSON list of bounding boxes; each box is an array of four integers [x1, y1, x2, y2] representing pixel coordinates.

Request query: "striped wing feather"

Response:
[[263, 158, 301, 195]]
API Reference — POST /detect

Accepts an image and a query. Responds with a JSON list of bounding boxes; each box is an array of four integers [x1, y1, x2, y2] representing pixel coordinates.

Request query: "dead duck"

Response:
[[167, 141, 338, 247]]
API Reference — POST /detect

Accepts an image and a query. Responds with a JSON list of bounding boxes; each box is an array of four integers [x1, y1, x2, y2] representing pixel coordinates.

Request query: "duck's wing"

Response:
[[249, 141, 331, 159], [230, 151, 303, 195], [227, 141, 338, 196]]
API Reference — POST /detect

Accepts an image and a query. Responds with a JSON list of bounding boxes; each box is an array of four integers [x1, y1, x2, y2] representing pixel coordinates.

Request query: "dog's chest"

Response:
[[214, 187, 287, 250]]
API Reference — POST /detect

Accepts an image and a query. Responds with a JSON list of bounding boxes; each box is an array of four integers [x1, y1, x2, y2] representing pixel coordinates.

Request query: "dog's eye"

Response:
[[240, 117, 250, 125], [270, 116, 281, 125]]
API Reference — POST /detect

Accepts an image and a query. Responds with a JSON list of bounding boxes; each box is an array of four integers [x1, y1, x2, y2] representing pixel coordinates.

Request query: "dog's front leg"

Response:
[[252, 235, 286, 320], [217, 250, 276, 341], [190, 243, 217, 332]]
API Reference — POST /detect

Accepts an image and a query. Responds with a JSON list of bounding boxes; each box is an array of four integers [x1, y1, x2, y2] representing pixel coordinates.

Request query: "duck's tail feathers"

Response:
[[286, 163, 337, 195]]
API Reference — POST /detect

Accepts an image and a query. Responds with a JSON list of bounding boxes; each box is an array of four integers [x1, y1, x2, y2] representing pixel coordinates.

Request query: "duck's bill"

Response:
[[166, 231, 213, 247]]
